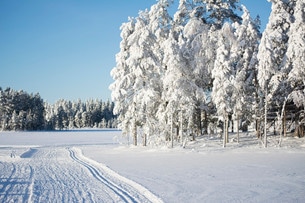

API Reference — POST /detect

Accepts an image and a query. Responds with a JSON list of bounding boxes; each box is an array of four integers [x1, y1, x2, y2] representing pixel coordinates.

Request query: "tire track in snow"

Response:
[[68, 147, 164, 203]]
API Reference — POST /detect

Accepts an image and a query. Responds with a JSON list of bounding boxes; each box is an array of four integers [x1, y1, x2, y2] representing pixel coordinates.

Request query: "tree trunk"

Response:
[[132, 121, 137, 146], [279, 98, 287, 147], [197, 107, 202, 136], [283, 106, 287, 137], [223, 119, 226, 148], [143, 133, 147, 146], [231, 119, 234, 133], [256, 119, 261, 138], [226, 117, 229, 144], [273, 120, 276, 135], [264, 90, 268, 148], [180, 111, 183, 144], [171, 113, 174, 148], [237, 115, 240, 143], [294, 124, 305, 138], [203, 111, 208, 134], [223, 116, 229, 147]]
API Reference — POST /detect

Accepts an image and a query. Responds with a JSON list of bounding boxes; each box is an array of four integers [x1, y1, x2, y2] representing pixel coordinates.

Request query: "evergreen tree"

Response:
[[212, 22, 237, 147], [286, 0, 305, 101], [111, 0, 172, 145], [257, 0, 294, 147], [201, 0, 241, 27], [232, 5, 261, 139], [110, 16, 137, 143], [285, 0, 305, 137]]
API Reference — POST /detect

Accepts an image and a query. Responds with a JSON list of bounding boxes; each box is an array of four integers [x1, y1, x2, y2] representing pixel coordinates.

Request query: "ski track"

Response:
[[0, 147, 162, 203], [0, 162, 33, 203], [68, 148, 137, 203]]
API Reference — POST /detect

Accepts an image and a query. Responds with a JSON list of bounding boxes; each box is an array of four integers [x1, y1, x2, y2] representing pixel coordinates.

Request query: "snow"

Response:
[[1, 129, 305, 202]]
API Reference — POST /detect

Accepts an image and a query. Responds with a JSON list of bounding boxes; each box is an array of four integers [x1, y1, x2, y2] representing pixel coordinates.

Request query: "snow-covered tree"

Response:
[[257, 0, 294, 147], [142, 0, 172, 145], [11, 111, 21, 131], [0, 88, 45, 131], [111, 0, 172, 145], [109, 0, 269, 147], [286, 0, 305, 99], [202, 0, 241, 27], [285, 0, 305, 137], [110, 16, 137, 143], [232, 5, 261, 140], [212, 22, 237, 147], [181, 10, 214, 137], [158, 0, 208, 144]]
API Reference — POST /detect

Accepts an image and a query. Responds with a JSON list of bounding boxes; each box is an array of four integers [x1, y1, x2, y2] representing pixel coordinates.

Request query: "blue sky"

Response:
[[0, 0, 271, 103]]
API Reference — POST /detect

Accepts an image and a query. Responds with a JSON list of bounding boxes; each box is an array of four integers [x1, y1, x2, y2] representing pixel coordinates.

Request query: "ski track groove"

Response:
[[23, 165, 34, 203], [32, 149, 80, 203], [29, 148, 115, 202], [68, 147, 138, 203]]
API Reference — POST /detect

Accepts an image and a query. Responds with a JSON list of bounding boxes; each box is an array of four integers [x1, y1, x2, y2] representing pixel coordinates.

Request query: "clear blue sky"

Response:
[[0, 0, 271, 103]]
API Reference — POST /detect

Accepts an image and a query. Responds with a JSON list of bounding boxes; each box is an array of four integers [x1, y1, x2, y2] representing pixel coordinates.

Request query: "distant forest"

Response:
[[0, 87, 117, 131]]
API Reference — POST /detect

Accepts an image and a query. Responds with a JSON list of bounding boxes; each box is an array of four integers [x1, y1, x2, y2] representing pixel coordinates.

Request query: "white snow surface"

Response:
[[1, 129, 305, 203]]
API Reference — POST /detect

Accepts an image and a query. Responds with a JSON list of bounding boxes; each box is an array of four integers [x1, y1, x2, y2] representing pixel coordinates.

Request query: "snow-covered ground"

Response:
[[0, 129, 305, 202]]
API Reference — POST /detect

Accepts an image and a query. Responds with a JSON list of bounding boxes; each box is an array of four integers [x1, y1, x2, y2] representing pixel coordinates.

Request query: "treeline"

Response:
[[0, 87, 117, 131]]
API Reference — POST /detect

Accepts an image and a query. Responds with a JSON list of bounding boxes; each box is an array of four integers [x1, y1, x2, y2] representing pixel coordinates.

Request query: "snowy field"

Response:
[[0, 130, 305, 203]]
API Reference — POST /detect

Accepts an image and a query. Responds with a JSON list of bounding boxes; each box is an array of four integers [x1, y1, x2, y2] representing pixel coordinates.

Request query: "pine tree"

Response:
[[202, 0, 241, 27], [11, 111, 20, 131], [110, 16, 137, 143], [111, 0, 172, 145], [141, 0, 172, 145], [285, 0, 305, 138], [232, 5, 261, 140], [257, 0, 294, 147], [212, 22, 237, 147], [182, 10, 211, 137], [286, 0, 305, 99]]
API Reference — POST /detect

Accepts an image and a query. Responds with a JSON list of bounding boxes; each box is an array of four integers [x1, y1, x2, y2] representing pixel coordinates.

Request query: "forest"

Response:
[[0, 87, 117, 131], [110, 0, 305, 147]]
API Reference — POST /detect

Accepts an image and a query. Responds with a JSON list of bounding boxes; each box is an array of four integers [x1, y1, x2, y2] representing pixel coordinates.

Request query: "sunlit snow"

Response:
[[1, 129, 304, 202]]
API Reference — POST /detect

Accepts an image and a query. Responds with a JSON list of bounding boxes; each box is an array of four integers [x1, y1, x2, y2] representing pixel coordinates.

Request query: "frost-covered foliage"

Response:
[[110, 0, 173, 145], [232, 6, 261, 120], [286, 0, 305, 107], [257, 0, 305, 145], [257, 0, 294, 99], [111, 0, 305, 146], [212, 23, 236, 120]]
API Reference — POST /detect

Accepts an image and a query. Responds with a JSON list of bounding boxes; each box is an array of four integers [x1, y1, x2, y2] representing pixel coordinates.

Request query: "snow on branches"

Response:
[[110, 0, 305, 147]]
